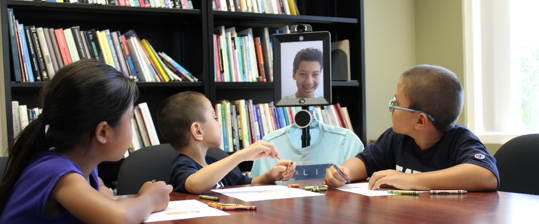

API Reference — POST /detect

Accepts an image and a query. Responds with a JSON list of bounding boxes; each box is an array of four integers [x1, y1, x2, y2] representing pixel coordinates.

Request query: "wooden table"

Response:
[[157, 178, 539, 224]]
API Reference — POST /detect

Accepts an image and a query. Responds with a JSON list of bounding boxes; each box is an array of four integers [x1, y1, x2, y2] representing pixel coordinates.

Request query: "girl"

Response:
[[0, 60, 172, 223]]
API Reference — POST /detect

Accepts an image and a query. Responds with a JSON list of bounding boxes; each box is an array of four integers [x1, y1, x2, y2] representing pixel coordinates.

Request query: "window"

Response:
[[464, 0, 539, 143]]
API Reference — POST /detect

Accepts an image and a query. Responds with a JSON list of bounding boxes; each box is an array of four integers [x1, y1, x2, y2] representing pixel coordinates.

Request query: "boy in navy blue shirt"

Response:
[[158, 91, 296, 194], [325, 65, 499, 191]]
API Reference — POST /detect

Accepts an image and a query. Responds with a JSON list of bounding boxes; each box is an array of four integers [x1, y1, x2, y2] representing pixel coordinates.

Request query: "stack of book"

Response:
[[213, 26, 289, 82], [129, 102, 160, 157], [216, 100, 354, 152], [7, 8, 196, 83], [31, 0, 195, 9], [10, 101, 41, 139], [212, 0, 300, 15]]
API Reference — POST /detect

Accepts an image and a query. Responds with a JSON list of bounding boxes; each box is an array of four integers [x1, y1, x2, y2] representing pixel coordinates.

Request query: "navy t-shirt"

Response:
[[356, 125, 500, 189], [168, 154, 252, 193]]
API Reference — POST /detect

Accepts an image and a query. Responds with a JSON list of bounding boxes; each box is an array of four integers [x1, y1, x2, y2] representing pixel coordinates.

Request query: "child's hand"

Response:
[[267, 160, 296, 181], [236, 141, 279, 161], [368, 169, 414, 190], [324, 165, 350, 187], [138, 181, 173, 212]]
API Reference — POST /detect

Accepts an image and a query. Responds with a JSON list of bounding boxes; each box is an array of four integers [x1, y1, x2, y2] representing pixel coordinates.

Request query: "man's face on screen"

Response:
[[293, 61, 321, 98]]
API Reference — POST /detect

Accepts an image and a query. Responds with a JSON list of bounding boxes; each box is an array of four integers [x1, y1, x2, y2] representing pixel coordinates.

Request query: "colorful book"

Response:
[[54, 28, 72, 67], [7, 8, 22, 82]]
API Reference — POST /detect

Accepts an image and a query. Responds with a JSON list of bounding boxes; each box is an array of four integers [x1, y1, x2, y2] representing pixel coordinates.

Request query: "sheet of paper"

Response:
[[336, 183, 397, 196], [144, 199, 229, 223], [212, 185, 324, 202]]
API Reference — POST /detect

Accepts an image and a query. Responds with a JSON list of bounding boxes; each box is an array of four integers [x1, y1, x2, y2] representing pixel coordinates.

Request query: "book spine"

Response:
[[126, 37, 148, 82], [23, 26, 41, 82], [215, 104, 224, 150], [96, 31, 115, 68], [262, 27, 273, 81], [220, 104, 228, 152], [63, 29, 80, 63], [37, 27, 57, 80], [87, 30, 104, 63], [247, 99, 257, 142], [18, 105, 29, 130], [254, 37, 266, 82], [48, 28, 64, 69], [54, 29, 72, 67], [120, 34, 138, 80], [104, 30, 121, 71], [43, 27, 60, 73], [18, 24, 34, 82], [133, 105, 150, 147], [7, 9, 22, 82], [71, 26, 89, 60], [12, 101, 21, 138], [230, 104, 239, 151], [111, 31, 130, 77], [79, 31, 93, 61], [224, 102, 233, 152], [141, 39, 170, 82]]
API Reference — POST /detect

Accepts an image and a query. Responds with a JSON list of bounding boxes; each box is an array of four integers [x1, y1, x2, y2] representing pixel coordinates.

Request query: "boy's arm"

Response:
[[185, 141, 279, 194], [368, 163, 498, 191], [184, 154, 245, 194], [251, 160, 295, 184], [325, 157, 369, 187]]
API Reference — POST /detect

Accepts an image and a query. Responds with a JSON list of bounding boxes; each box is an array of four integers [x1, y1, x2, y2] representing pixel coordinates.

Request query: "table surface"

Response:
[[154, 178, 539, 224]]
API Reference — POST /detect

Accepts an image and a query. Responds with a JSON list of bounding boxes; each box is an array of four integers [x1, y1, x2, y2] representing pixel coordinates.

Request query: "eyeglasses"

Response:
[[389, 97, 435, 121]]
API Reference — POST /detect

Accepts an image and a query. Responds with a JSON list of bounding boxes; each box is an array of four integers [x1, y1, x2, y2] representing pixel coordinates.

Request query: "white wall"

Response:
[[364, 0, 416, 142]]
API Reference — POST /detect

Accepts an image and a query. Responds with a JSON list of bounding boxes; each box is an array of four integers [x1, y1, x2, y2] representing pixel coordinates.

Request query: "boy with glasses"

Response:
[[325, 65, 499, 191]]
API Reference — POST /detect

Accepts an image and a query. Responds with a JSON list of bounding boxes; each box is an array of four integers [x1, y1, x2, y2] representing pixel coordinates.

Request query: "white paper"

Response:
[[144, 199, 229, 223], [211, 185, 324, 202], [336, 183, 397, 196]]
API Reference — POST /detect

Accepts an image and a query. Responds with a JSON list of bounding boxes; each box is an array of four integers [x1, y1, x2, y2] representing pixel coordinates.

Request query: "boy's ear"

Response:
[[190, 122, 204, 141], [95, 121, 109, 144], [415, 114, 429, 131]]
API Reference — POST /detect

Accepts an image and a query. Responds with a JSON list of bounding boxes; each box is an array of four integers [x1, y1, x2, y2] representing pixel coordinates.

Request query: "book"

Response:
[[221, 101, 233, 152], [130, 117, 142, 151], [215, 104, 224, 150], [138, 102, 160, 146], [7, 8, 22, 82], [133, 105, 150, 147], [126, 36, 151, 81], [124, 30, 158, 82], [48, 28, 64, 69], [36, 27, 56, 80], [18, 23, 34, 82], [213, 34, 221, 82], [230, 104, 240, 151], [111, 31, 130, 77], [233, 99, 250, 148], [43, 27, 60, 73], [254, 37, 266, 81], [104, 29, 122, 71], [12, 101, 21, 138], [334, 103, 348, 129], [63, 28, 80, 63], [158, 52, 197, 82], [119, 34, 138, 80], [23, 26, 41, 82], [18, 104, 29, 131], [141, 39, 170, 82], [214, 26, 230, 82], [54, 28, 72, 67], [219, 103, 228, 152], [96, 30, 114, 68], [341, 107, 354, 132], [238, 28, 259, 81], [85, 29, 104, 63], [79, 30, 93, 62]]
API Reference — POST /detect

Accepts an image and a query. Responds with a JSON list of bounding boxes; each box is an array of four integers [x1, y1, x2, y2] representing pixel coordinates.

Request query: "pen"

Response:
[[387, 190, 421, 195], [199, 195, 220, 201], [332, 164, 351, 183], [218, 205, 257, 211], [430, 190, 467, 194]]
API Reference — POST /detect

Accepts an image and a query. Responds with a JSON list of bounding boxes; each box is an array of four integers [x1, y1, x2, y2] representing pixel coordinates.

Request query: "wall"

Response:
[[364, 0, 416, 142]]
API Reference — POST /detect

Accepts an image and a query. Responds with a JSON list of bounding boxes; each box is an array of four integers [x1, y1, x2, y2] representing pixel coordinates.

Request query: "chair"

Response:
[[116, 144, 237, 195], [494, 134, 539, 195]]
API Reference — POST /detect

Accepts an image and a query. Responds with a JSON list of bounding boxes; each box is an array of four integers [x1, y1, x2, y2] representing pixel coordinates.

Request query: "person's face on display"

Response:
[[293, 61, 321, 98]]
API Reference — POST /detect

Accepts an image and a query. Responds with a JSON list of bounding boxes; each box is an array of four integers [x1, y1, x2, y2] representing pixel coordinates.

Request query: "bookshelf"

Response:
[[2, 0, 365, 147]]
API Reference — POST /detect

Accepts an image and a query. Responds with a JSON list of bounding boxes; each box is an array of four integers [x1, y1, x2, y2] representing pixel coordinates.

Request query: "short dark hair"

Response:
[[292, 48, 323, 74], [401, 64, 464, 132], [158, 91, 207, 151]]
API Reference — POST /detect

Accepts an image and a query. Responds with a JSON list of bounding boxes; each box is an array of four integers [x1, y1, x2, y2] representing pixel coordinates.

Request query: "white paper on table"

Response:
[[211, 185, 324, 202], [144, 199, 229, 223], [336, 183, 397, 196]]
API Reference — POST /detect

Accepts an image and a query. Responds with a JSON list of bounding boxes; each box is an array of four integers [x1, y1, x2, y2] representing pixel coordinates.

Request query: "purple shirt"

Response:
[[0, 151, 99, 223]]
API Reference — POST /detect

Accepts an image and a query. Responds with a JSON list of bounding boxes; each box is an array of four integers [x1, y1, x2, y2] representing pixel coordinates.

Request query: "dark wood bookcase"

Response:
[[2, 0, 365, 148]]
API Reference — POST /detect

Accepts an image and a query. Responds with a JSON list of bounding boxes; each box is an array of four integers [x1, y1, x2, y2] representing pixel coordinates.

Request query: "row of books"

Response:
[[7, 8, 197, 83], [212, 0, 300, 15], [216, 100, 354, 152], [213, 25, 289, 82], [129, 102, 161, 156], [11, 101, 41, 138], [26, 0, 195, 9]]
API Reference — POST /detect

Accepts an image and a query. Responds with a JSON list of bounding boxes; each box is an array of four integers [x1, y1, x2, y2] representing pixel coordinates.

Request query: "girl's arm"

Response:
[[98, 177, 116, 200], [52, 173, 171, 224]]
